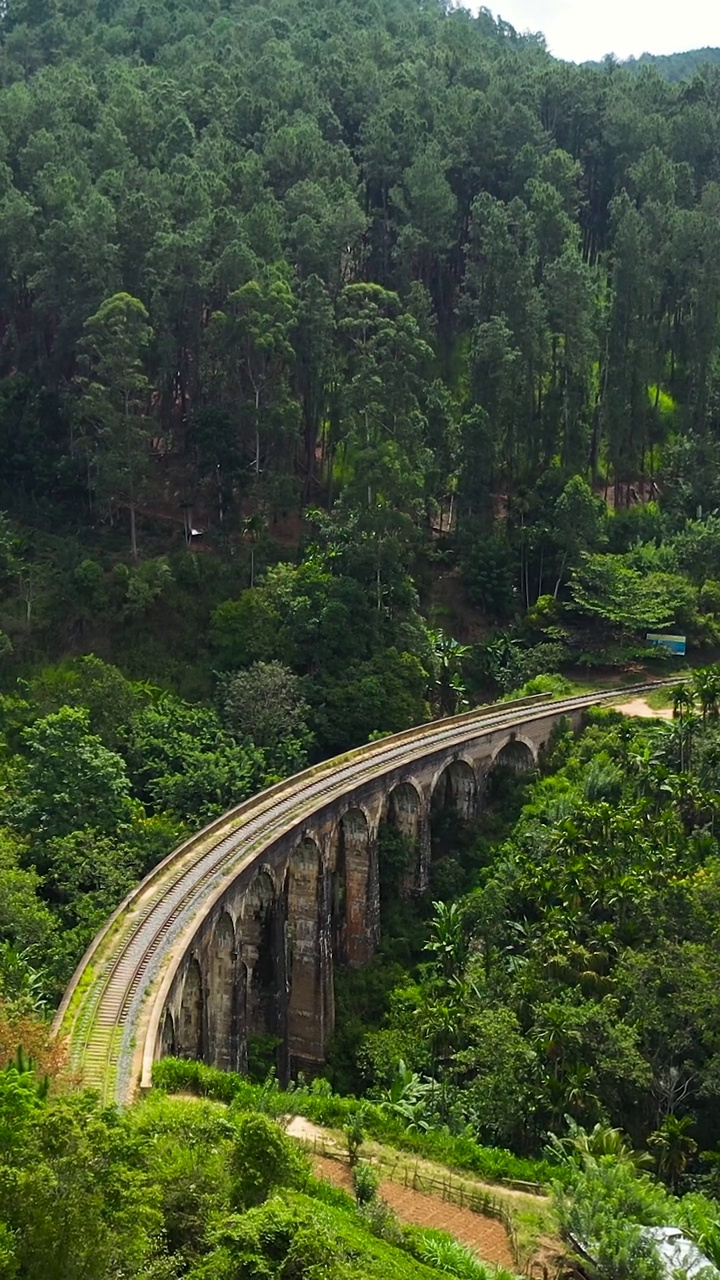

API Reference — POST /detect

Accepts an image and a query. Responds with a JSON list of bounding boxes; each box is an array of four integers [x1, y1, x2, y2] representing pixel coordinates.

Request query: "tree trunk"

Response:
[[553, 551, 568, 600], [126, 390, 139, 562], [130, 499, 138, 562], [255, 385, 261, 476]]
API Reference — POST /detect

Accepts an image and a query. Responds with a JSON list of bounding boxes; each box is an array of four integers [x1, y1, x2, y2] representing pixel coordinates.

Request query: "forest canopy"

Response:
[[3, 0, 720, 1023], [4, 1, 720, 1276], [0, 0, 720, 711]]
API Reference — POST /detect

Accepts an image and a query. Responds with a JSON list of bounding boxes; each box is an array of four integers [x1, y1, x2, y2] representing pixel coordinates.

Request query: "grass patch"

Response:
[[511, 1200, 559, 1265], [643, 684, 678, 710]]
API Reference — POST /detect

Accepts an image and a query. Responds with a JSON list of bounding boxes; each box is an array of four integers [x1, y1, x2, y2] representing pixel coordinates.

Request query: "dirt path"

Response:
[[312, 1154, 516, 1269], [286, 1115, 336, 1143], [284, 1118, 544, 1205], [285, 1116, 567, 1271], [615, 697, 672, 720]]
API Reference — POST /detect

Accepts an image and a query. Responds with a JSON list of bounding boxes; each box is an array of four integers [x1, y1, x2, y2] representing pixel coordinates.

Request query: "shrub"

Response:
[[403, 1226, 492, 1280], [700, 580, 720, 616], [359, 1194, 405, 1248], [353, 1159, 380, 1206], [460, 536, 517, 619], [502, 672, 570, 700], [229, 1113, 309, 1209], [345, 1110, 366, 1166]]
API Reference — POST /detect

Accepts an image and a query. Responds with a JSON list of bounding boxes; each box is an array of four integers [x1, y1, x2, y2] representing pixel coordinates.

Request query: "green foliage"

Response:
[[312, 649, 429, 755], [74, 293, 154, 560], [128, 1092, 235, 1261], [5, 6, 720, 1275], [504, 673, 571, 699], [0, 1221, 17, 1280], [483, 636, 567, 695], [377, 825, 416, 899], [594, 47, 720, 80], [460, 537, 517, 619], [377, 1059, 434, 1131], [0, 0, 716, 706], [25, 655, 143, 752], [194, 1190, 448, 1280], [229, 1113, 309, 1209], [568, 553, 698, 634], [648, 1116, 698, 1190], [246, 1034, 283, 1084], [217, 661, 313, 773], [7, 706, 138, 839], [1, 1075, 474, 1280], [0, 1083, 163, 1279], [124, 696, 268, 823], [426, 901, 470, 980], [551, 476, 608, 596], [352, 1159, 380, 1205], [344, 1110, 366, 1166], [0, 829, 56, 967], [403, 1226, 497, 1280], [677, 1194, 720, 1270], [553, 1156, 682, 1280], [210, 593, 281, 671], [700, 581, 720, 617], [428, 629, 470, 716]]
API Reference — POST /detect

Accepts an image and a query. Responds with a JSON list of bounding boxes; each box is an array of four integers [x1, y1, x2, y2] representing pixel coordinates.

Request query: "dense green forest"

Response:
[[584, 48, 720, 82], [3, 0, 720, 989], [4, 0, 720, 1273], [330, 691, 720, 1165], [3, 0, 720, 699]]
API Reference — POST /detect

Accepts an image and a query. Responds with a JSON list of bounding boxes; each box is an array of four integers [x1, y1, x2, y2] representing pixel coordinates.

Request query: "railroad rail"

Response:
[[53, 682, 674, 1105]]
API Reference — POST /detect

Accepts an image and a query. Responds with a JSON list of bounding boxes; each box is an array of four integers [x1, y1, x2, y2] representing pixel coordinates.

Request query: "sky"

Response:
[[486, 0, 720, 63]]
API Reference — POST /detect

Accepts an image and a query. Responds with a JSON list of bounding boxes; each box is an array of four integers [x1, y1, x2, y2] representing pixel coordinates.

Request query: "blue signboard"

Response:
[[646, 633, 686, 656]]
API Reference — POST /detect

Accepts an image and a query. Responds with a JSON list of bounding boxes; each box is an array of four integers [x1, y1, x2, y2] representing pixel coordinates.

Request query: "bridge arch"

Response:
[[207, 911, 237, 1071], [383, 780, 427, 893], [431, 757, 477, 819], [337, 807, 377, 966], [160, 1008, 176, 1058], [177, 956, 204, 1060], [385, 780, 423, 836], [286, 837, 325, 1071], [489, 735, 536, 774], [241, 870, 280, 1055]]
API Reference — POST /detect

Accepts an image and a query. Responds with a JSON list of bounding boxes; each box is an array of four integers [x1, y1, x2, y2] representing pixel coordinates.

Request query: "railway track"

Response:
[[53, 682, 674, 1105]]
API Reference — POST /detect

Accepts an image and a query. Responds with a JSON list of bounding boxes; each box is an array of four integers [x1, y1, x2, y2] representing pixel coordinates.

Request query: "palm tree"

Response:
[[692, 667, 720, 724], [648, 1114, 697, 1191], [672, 684, 697, 773], [529, 1003, 582, 1078], [547, 1118, 652, 1169], [428, 629, 470, 716], [672, 683, 695, 721], [563, 1064, 602, 1121], [425, 900, 469, 981]]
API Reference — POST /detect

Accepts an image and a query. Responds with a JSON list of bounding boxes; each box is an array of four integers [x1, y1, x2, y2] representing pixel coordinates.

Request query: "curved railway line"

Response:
[[53, 683, 672, 1105]]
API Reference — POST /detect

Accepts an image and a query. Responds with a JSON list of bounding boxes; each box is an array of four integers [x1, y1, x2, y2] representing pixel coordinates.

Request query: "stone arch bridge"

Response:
[[54, 686, 657, 1104]]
